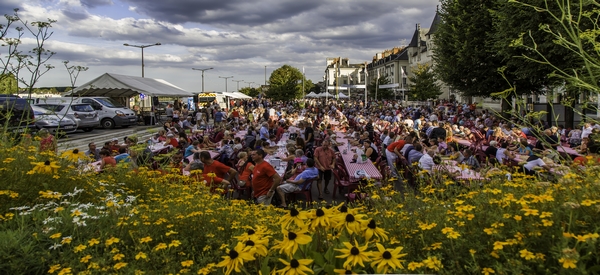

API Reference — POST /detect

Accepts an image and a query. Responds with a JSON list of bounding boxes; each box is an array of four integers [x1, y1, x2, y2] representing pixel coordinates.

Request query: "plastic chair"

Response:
[[288, 177, 316, 206], [228, 176, 252, 199], [332, 168, 352, 199]]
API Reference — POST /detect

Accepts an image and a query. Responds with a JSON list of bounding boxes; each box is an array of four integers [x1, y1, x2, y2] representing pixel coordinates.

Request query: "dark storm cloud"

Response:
[[121, 0, 322, 25], [62, 10, 89, 21], [80, 0, 113, 8], [0, 0, 25, 17]]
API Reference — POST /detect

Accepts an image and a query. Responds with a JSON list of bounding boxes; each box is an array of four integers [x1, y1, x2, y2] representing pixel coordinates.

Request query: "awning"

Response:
[[67, 73, 194, 97]]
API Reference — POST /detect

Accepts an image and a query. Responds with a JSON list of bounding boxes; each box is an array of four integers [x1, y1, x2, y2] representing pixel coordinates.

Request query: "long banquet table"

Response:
[[334, 132, 382, 181]]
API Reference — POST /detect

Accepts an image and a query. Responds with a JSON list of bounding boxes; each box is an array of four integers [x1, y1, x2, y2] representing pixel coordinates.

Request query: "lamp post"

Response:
[[123, 42, 161, 125], [123, 42, 161, 78], [192, 67, 214, 94], [232, 79, 244, 92], [219, 76, 234, 93]]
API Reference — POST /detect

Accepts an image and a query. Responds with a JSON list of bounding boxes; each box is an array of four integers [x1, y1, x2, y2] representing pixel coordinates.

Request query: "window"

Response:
[[37, 104, 64, 112], [71, 104, 94, 112]]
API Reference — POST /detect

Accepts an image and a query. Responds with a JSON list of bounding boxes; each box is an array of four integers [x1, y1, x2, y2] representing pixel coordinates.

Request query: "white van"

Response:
[[35, 97, 137, 129]]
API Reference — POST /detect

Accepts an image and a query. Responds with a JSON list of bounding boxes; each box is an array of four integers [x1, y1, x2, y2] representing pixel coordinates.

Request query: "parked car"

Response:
[[0, 95, 37, 135], [35, 97, 136, 129], [34, 103, 100, 132], [31, 105, 77, 135]]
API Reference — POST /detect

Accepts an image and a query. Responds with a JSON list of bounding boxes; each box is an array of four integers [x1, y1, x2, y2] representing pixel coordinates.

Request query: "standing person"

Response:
[[214, 108, 225, 126], [38, 129, 56, 153], [165, 104, 174, 121], [85, 142, 101, 161], [300, 121, 315, 149], [314, 139, 336, 200], [250, 149, 282, 205]]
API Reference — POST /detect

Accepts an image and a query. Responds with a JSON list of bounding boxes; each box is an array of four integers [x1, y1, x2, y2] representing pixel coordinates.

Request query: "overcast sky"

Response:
[[1, 0, 439, 94]]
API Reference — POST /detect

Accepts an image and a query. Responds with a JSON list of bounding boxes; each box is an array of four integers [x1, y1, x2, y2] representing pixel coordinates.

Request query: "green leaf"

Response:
[[260, 256, 271, 275]]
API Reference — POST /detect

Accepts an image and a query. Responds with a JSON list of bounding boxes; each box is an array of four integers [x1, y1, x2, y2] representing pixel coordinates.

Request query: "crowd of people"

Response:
[[74, 97, 597, 206]]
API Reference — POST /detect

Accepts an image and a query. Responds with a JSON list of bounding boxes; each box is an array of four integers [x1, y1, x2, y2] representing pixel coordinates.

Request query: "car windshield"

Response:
[[31, 106, 52, 116], [71, 104, 94, 112], [36, 104, 64, 112], [95, 98, 124, 108]]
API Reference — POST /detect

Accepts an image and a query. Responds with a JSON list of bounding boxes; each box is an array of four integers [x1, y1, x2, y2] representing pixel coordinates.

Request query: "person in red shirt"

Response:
[[250, 149, 282, 205], [199, 151, 237, 180], [314, 139, 336, 200], [232, 108, 240, 124], [166, 134, 179, 148], [386, 138, 406, 182], [236, 151, 254, 187], [275, 122, 285, 142]]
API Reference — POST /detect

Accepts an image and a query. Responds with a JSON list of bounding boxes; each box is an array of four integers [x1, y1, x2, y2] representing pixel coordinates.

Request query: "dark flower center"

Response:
[[340, 205, 348, 213], [290, 208, 299, 217], [73, 149, 79, 154], [345, 214, 355, 222], [350, 247, 360, 255], [44, 160, 51, 165], [288, 232, 297, 241], [247, 229, 255, 235], [245, 240, 255, 247], [382, 251, 392, 259], [368, 219, 376, 229], [229, 249, 239, 259], [316, 209, 325, 217], [290, 259, 300, 268], [345, 271, 352, 274]]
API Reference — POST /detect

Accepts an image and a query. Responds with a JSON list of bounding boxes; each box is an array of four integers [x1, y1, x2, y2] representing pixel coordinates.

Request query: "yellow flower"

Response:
[[559, 258, 577, 269], [154, 243, 167, 251], [493, 241, 506, 250], [333, 268, 357, 275], [272, 227, 312, 257], [48, 264, 61, 274], [216, 242, 255, 275], [521, 208, 539, 216], [181, 260, 194, 267], [113, 262, 127, 270], [370, 243, 407, 274], [418, 222, 437, 231], [57, 267, 72, 275], [61, 149, 87, 162], [73, 244, 87, 253], [105, 237, 120, 246], [421, 256, 443, 271], [541, 219, 553, 227], [80, 255, 92, 263], [165, 230, 178, 236], [309, 207, 335, 229], [61, 237, 72, 244], [469, 249, 476, 255], [50, 233, 62, 239], [335, 240, 371, 268], [362, 219, 388, 241], [338, 212, 366, 235], [169, 240, 181, 248], [30, 160, 61, 174], [519, 249, 535, 260], [113, 253, 125, 261], [482, 267, 495, 275], [242, 237, 269, 257], [280, 208, 309, 228], [135, 252, 147, 260], [407, 262, 423, 271], [441, 227, 460, 239], [88, 238, 100, 246], [140, 236, 152, 244], [276, 258, 313, 275], [514, 215, 522, 221]]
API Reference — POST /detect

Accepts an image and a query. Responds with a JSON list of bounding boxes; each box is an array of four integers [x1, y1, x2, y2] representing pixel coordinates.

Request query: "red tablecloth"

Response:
[[335, 133, 382, 181]]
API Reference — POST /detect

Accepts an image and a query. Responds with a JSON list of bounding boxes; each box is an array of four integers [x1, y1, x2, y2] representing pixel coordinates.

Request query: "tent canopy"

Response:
[[68, 73, 194, 97], [338, 93, 349, 98], [218, 92, 252, 99], [305, 92, 317, 98]]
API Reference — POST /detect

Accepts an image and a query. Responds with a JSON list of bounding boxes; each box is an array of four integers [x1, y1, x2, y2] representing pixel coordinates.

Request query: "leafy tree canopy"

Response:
[[408, 64, 442, 101], [266, 65, 310, 101]]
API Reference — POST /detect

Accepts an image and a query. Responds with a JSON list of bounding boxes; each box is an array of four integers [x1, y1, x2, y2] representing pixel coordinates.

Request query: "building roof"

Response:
[[408, 24, 420, 47], [426, 11, 441, 36], [68, 73, 193, 97]]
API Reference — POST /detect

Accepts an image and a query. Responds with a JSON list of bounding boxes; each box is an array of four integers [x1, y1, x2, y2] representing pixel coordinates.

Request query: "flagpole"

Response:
[[302, 66, 305, 98], [364, 62, 368, 105]]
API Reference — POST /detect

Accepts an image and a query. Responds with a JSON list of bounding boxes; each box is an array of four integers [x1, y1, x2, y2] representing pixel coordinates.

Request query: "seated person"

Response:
[[461, 149, 480, 171], [184, 152, 205, 172], [236, 151, 254, 187], [407, 143, 425, 164], [522, 155, 551, 175], [99, 149, 117, 171], [114, 146, 131, 163], [418, 149, 436, 173], [275, 158, 319, 208], [447, 142, 464, 163]]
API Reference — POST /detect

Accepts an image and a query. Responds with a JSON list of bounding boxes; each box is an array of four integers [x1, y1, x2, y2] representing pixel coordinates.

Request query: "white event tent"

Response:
[[67, 73, 194, 97]]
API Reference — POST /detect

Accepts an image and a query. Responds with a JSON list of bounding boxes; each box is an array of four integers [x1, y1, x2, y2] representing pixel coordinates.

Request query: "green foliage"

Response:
[[408, 64, 442, 101], [434, 0, 507, 98], [367, 76, 395, 100], [266, 65, 306, 101], [0, 73, 17, 94], [239, 87, 260, 98]]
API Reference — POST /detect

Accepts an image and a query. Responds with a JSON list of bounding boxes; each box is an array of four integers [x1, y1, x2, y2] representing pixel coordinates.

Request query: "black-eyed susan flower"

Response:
[[337, 212, 366, 235], [30, 160, 61, 174], [61, 149, 87, 162], [309, 207, 335, 229], [243, 238, 269, 257], [279, 208, 309, 228], [335, 240, 371, 268], [333, 268, 357, 275], [370, 243, 407, 274], [216, 242, 255, 275], [276, 258, 313, 275], [362, 218, 388, 241], [272, 227, 312, 257]]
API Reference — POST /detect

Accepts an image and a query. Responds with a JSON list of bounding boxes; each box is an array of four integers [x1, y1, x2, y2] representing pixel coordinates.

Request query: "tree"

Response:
[[408, 64, 442, 101], [266, 65, 305, 101], [0, 73, 17, 94], [239, 87, 260, 98], [434, 0, 507, 99], [367, 76, 394, 100]]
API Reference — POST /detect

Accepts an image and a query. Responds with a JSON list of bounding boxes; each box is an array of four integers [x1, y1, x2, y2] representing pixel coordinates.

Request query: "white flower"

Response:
[[9, 206, 30, 211], [49, 243, 62, 250]]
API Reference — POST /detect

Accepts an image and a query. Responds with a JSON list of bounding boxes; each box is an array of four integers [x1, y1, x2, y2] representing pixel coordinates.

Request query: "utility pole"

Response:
[[219, 76, 234, 93], [191, 67, 214, 94], [232, 79, 244, 92]]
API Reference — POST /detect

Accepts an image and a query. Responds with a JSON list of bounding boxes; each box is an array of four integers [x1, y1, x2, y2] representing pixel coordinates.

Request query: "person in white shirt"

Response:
[[582, 123, 593, 139], [419, 149, 436, 173]]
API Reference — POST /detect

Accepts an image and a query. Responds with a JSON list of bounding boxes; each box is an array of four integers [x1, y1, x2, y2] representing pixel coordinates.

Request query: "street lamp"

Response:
[[123, 42, 161, 78], [192, 67, 214, 94], [232, 79, 244, 92], [219, 76, 234, 93]]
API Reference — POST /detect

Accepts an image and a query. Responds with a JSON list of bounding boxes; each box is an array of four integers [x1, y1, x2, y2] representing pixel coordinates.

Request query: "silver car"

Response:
[[31, 105, 77, 135], [34, 103, 100, 132]]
